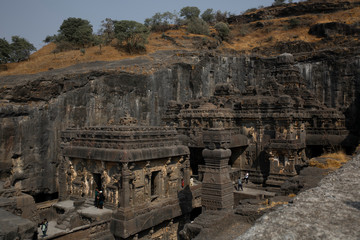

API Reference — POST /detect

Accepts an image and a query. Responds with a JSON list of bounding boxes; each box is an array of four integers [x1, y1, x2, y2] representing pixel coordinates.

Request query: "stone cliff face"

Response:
[[0, 49, 359, 197]]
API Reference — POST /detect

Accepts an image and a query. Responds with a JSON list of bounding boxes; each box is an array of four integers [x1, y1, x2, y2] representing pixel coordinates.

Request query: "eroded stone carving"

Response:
[[164, 53, 348, 186], [60, 122, 191, 239]]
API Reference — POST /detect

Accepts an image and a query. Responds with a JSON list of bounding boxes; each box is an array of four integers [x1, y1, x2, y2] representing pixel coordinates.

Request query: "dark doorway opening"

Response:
[[306, 146, 324, 158], [189, 147, 205, 175], [93, 173, 102, 190], [31, 192, 59, 203], [151, 171, 160, 196]]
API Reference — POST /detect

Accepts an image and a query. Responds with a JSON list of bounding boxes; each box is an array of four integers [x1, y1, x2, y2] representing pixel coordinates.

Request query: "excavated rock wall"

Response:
[[0, 51, 359, 196]]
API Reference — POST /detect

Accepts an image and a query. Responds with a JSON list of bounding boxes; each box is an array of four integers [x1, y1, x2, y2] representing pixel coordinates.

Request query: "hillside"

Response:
[[1, 0, 360, 76]]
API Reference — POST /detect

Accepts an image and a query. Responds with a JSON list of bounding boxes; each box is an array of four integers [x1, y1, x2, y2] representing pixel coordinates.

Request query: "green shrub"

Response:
[[289, 18, 301, 29], [244, 8, 257, 14], [186, 18, 209, 35], [180, 6, 200, 20], [9, 36, 36, 62], [201, 8, 215, 23], [57, 17, 93, 48], [215, 10, 229, 23], [273, 0, 286, 6], [98, 18, 115, 45], [144, 11, 177, 32], [0, 38, 11, 64], [214, 22, 230, 41], [114, 20, 149, 54]]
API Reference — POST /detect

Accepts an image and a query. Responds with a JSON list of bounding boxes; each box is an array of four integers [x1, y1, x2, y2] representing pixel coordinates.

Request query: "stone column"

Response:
[[159, 171, 164, 198], [268, 150, 277, 174], [120, 163, 131, 208], [183, 156, 191, 187], [288, 152, 296, 174], [201, 129, 233, 210], [58, 156, 69, 201]]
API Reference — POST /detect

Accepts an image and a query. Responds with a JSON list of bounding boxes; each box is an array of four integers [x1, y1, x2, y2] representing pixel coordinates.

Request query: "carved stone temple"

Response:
[[56, 53, 351, 239], [59, 120, 192, 239], [163, 53, 349, 187]]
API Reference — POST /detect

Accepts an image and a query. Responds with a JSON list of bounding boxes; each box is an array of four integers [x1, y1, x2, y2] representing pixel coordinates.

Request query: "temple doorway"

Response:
[[151, 171, 160, 196], [93, 173, 102, 190]]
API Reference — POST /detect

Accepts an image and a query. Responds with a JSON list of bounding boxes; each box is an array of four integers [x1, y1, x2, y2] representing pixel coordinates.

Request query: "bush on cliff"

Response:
[[186, 18, 210, 35], [56, 17, 94, 48], [0, 38, 11, 64], [201, 8, 215, 24], [114, 20, 149, 54], [0, 36, 36, 63], [214, 22, 230, 41], [180, 6, 200, 20], [144, 11, 178, 32], [98, 18, 115, 45]]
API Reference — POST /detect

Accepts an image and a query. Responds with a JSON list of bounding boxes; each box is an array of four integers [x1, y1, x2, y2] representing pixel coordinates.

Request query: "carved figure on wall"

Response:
[[83, 171, 90, 196], [102, 169, 111, 189], [67, 164, 77, 194], [247, 127, 256, 143]]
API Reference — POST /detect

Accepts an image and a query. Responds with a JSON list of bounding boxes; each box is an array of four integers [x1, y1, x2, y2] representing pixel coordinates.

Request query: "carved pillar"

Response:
[[288, 152, 296, 174], [58, 156, 69, 201], [268, 151, 277, 174], [201, 129, 233, 210], [120, 163, 131, 208], [183, 156, 191, 187], [159, 171, 164, 198]]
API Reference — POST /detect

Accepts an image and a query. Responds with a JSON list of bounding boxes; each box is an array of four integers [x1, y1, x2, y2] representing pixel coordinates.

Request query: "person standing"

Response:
[[94, 188, 99, 207], [98, 191, 105, 209], [40, 218, 48, 237], [244, 172, 249, 184], [237, 177, 243, 191]]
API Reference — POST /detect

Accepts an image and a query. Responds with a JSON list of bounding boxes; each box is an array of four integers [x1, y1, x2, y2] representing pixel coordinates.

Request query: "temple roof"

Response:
[[61, 125, 189, 162]]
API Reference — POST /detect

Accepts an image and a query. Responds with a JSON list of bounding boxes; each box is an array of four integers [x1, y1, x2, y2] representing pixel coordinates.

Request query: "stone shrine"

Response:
[[59, 119, 191, 239], [164, 53, 349, 187]]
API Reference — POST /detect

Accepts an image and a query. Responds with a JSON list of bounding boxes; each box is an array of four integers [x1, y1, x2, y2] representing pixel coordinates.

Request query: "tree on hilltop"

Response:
[[9, 36, 36, 62], [215, 10, 229, 23], [180, 6, 200, 20], [57, 17, 93, 48], [0, 38, 11, 64], [144, 11, 178, 32], [186, 17, 210, 35], [114, 20, 149, 54], [214, 22, 230, 41], [273, 0, 286, 6], [98, 18, 115, 45], [201, 8, 215, 24]]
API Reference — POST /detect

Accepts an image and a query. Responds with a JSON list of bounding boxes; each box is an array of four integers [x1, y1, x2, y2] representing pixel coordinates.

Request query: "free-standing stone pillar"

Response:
[[120, 163, 132, 208], [183, 157, 191, 187], [201, 129, 233, 210]]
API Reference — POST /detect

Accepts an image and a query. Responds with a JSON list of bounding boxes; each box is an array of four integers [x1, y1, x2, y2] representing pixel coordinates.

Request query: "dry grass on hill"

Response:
[[308, 151, 351, 169], [223, 6, 360, 52], [1, 6, 359, 77]]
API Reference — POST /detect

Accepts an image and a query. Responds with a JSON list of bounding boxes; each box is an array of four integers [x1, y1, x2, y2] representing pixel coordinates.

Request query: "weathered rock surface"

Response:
[[0, 43, 359, 197], [309, 22, 360, 38], [228, 1, 360, 24], [236, 154, 360, 240], [0, 208, 37, 240]]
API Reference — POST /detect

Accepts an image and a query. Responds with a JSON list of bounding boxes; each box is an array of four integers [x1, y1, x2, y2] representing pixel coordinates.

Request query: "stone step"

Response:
[[90, 230, 114, 240], [55, 224, 67, 230]]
